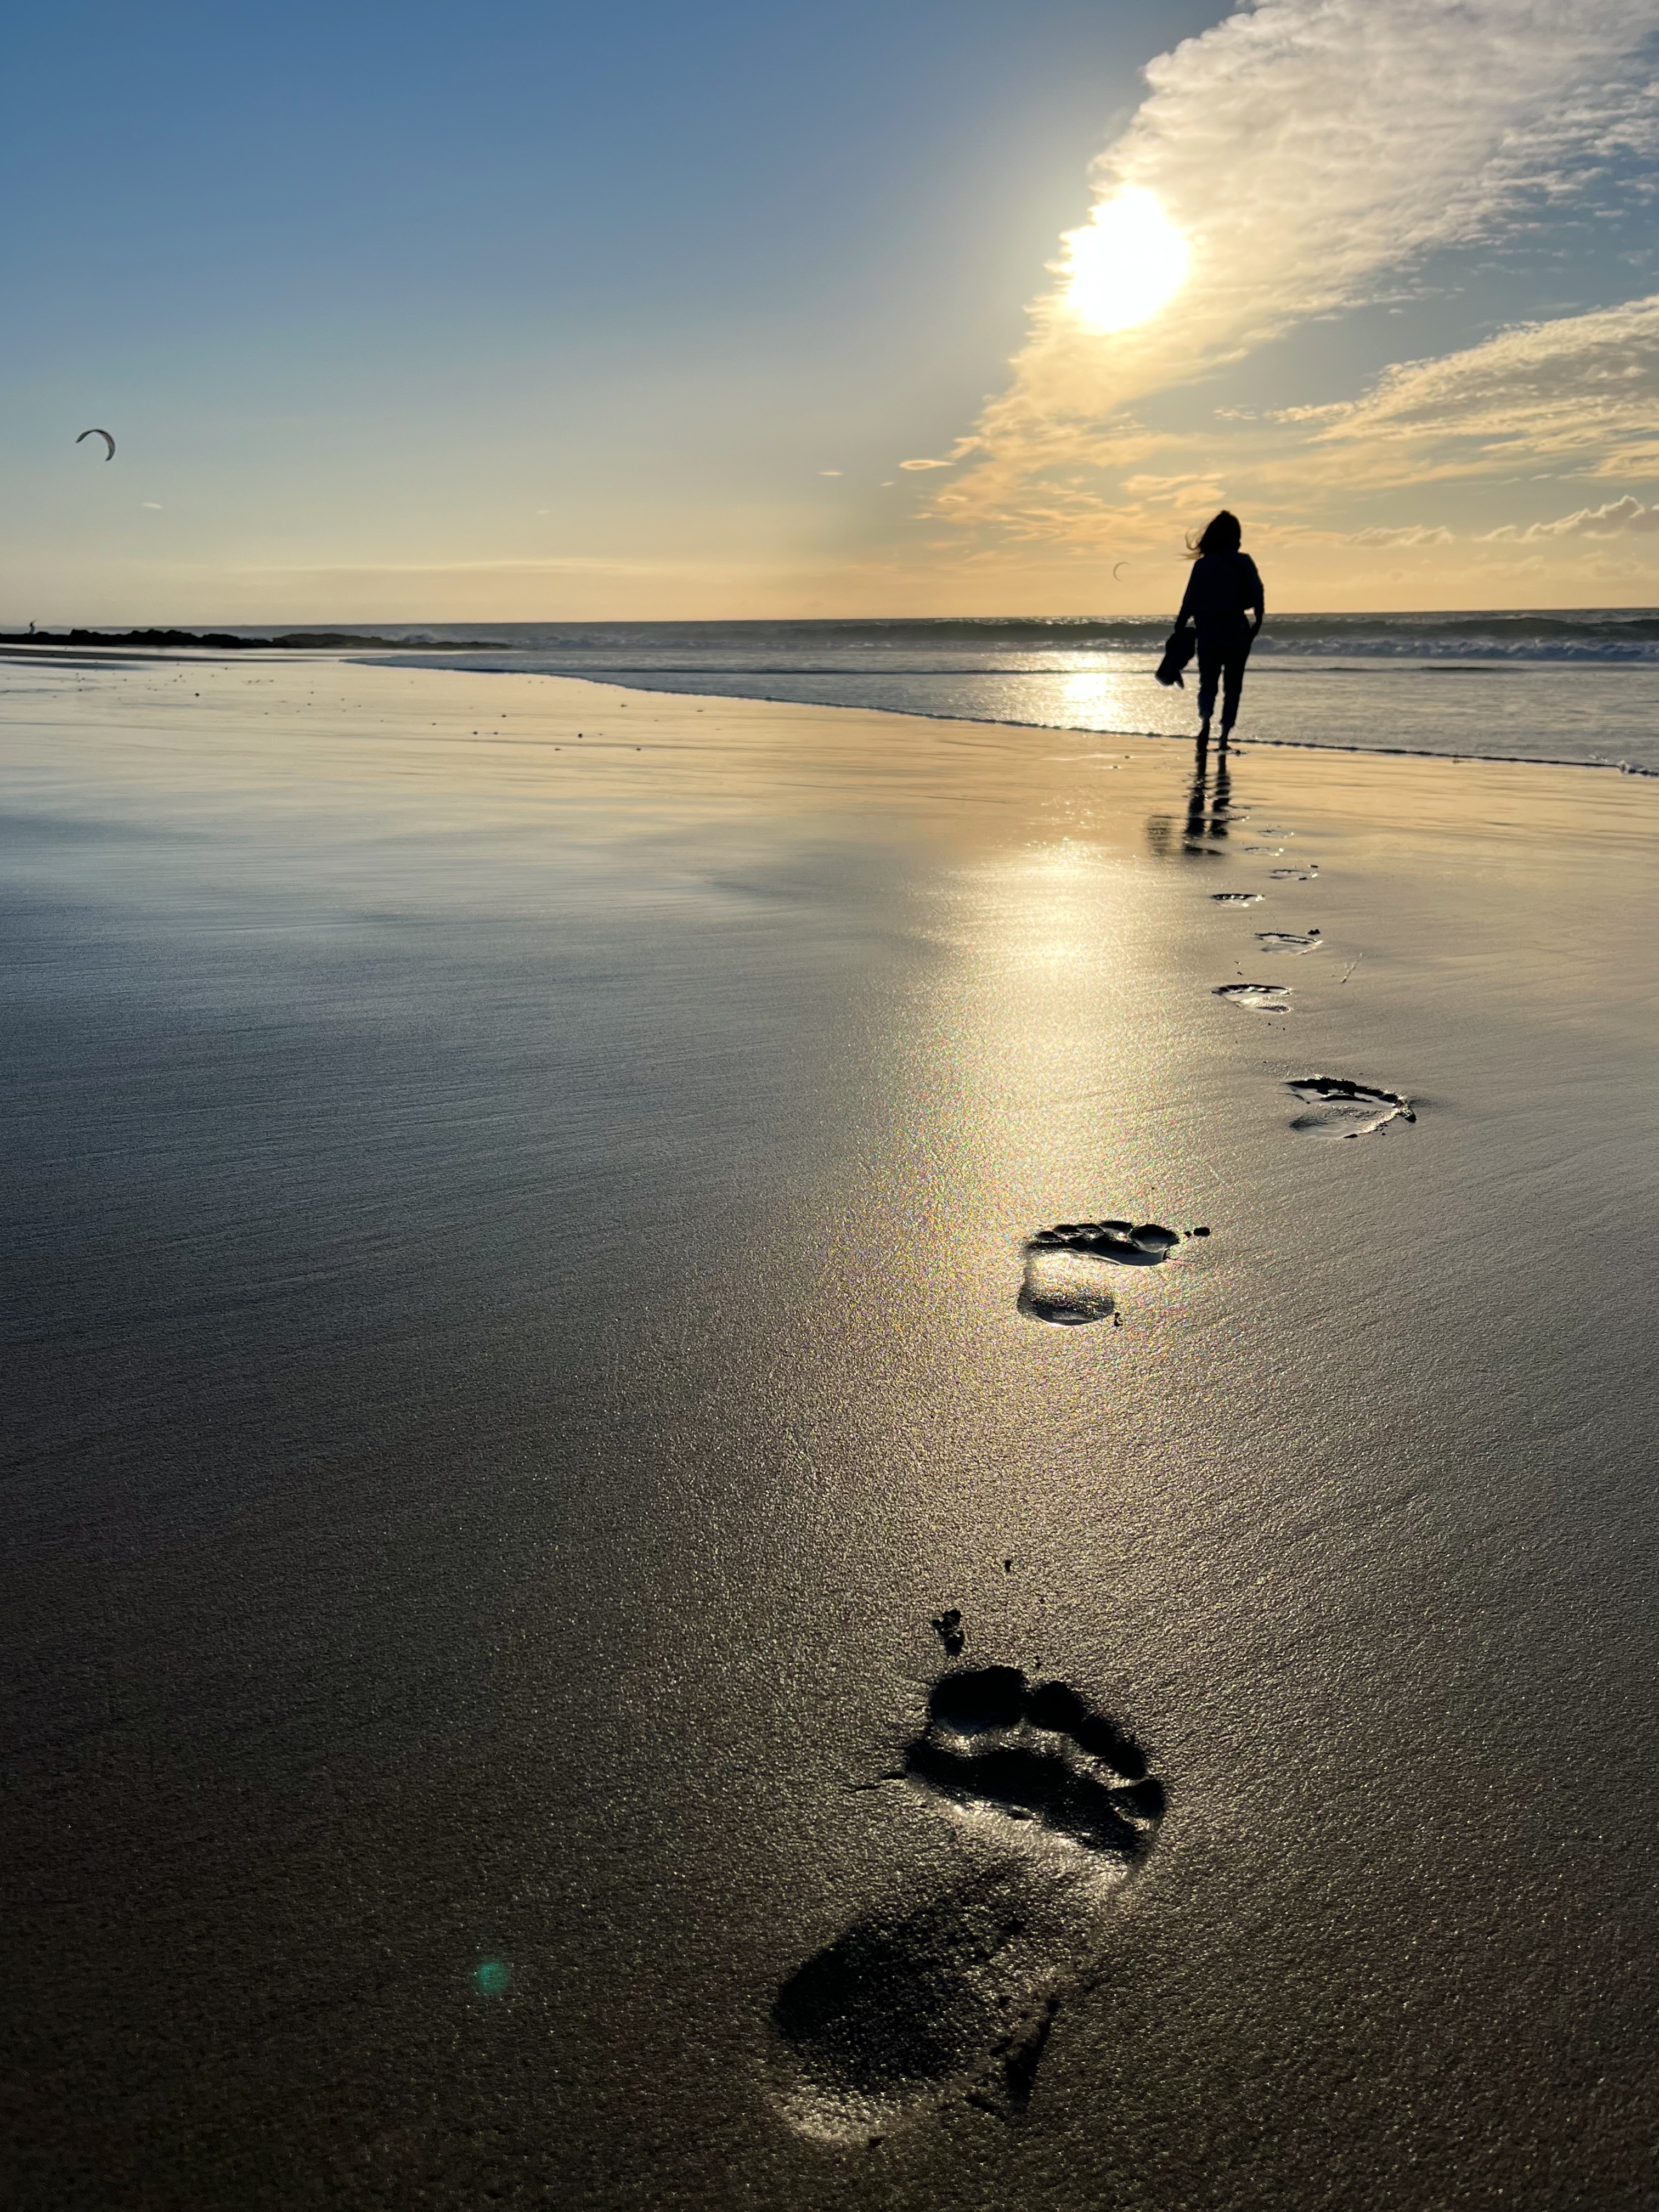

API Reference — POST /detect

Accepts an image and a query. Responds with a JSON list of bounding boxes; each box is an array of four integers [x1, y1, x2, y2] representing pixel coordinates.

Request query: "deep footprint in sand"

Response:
[[1256, 929, 1322, 955], [1268, 864, 1319, 881], [1211, 890, 1263, 905], [1019, 1220, 1180, 1323], [1215, 982, 1291, 1011], [771, 1667, 1165, 2143], [1287, 1074, 1415, 1137]]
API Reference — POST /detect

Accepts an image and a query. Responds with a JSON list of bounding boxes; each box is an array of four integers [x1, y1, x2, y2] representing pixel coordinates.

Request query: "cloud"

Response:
[[141, 501, 162, 510], [1307, 295, 1659, 483], [899, 457, 955, 471], [817, 469, 843, 477], [1122, 472, 1223, 498], [936, 0, 1659, 540], [1341, 524, 1454, 548], [1480, 493, 1659, 540]]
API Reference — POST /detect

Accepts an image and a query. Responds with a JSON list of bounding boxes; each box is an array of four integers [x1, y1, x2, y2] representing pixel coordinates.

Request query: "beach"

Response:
[[3, 650, 1657, 2207]]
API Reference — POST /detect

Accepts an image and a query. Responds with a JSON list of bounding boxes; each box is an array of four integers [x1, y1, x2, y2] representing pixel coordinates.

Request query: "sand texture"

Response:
[[2, 652, 1656, 2208]]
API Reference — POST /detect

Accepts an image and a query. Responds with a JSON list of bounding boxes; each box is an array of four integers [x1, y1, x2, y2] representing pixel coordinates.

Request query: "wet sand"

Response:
[[3, 653, 1656, 2207]]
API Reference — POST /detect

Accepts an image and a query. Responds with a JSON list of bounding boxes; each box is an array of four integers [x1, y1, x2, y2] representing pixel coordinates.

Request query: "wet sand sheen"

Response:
[[2, 652, 1656, 2208]]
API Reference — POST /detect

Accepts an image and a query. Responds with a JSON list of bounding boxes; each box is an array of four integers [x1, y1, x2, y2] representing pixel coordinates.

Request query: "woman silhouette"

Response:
[[1173, 511, 1263, 743]]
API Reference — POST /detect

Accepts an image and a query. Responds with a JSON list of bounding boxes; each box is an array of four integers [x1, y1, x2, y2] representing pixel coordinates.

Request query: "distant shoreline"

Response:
[[0, 628, 507, 652]]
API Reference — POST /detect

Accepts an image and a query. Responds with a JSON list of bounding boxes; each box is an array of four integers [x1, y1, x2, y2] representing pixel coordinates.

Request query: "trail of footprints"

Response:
[[771, 760, 1414, 2150], [1210, 790, 1410, 1141]]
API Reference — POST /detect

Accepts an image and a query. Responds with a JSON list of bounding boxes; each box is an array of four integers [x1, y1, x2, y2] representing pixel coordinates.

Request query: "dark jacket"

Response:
[[1177, 551, 1264, 640], [1155, 628, 1197, 687]]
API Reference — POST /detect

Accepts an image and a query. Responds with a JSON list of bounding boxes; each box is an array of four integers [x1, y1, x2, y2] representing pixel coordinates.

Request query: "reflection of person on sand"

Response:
[[1173, 509, 1263, 744]]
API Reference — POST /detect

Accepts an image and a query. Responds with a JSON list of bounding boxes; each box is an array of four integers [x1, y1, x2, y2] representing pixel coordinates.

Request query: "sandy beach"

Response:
[[3, 650, 1657, 2208]]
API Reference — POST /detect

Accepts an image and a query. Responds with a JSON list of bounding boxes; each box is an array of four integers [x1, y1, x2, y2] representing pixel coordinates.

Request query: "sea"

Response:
[[262, 609, 1659, 777]]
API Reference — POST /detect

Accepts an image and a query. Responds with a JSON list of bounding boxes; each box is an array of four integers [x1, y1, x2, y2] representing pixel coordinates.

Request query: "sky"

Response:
[[4, 0, 1659, 621]]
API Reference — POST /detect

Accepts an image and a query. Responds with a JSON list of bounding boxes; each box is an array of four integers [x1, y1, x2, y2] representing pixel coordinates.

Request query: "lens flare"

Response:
[[1062, 188, 1189, 334]]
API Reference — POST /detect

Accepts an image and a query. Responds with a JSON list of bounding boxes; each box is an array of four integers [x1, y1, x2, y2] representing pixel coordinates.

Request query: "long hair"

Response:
[[1187, 509, 1242, 558]]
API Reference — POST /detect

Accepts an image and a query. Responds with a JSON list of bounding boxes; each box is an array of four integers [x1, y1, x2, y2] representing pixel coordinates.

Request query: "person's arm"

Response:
[[1175, 563, 1199, 630], [1245, 556, 1265, 636]]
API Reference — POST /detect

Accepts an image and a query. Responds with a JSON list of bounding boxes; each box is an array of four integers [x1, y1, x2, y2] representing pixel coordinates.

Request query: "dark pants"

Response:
[[1197, 630, 1252, 728]]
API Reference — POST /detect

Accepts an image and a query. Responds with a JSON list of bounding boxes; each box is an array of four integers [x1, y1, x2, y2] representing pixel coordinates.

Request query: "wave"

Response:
[[274, 609, 1659, 664], [1251, 612, 1659, 661]]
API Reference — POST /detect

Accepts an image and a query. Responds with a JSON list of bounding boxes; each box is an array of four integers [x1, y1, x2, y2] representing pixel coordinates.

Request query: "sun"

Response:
[[1062, 187, 1190, 334]]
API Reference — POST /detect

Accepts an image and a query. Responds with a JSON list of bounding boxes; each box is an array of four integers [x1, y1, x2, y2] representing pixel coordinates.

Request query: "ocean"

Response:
[[255, 610, 1659, 776]]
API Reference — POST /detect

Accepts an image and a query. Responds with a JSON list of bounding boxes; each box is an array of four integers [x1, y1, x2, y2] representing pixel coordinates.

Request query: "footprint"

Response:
[[1210, 890, 1263, 905], [1242, 843, 1284, 854], [1256, 929, 1322, 955], [1028, 1219, 1178, 1263], [1267, 864, 1318, 881], [1286, 1074, 1415, 1137], [1019, 1220, 1179, 1324], [1214, 983, 1291, 1011], [771, 1667, 1165, 2143]]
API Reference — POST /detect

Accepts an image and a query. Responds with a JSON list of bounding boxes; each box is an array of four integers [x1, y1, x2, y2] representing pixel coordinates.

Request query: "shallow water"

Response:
[[333, 613, 1659, 772], [2, 654, 1657, 2208]]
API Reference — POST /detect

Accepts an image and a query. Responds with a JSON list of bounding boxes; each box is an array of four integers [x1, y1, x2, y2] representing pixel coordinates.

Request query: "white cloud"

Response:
[[1481, 492, 1659, 539], [1308, 296, 1659, 483], [899, 456, 955, 471], [817, 469, 843, 477], [1342, 524, 1454, 548], [141, 501, 162, 510], [937, 0, 1659, 541], [1122, 472, 1223, 498]]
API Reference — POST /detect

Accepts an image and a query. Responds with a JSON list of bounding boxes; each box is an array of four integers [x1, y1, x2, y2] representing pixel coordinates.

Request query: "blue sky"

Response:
[[5, 0, 1659, 618]]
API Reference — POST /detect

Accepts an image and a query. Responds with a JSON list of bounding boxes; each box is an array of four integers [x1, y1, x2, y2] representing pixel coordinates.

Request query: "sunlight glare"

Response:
[[1062, 187, 1189, 334]]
